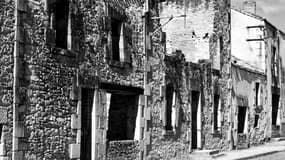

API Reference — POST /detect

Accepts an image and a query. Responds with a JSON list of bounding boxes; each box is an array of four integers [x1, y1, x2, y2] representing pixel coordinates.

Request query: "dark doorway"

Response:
[[213, 94, 219, 131], [238, 106, 247, 134], [165, 84, 174, 131], [272, 94, 280, 126], [81, 88, 94, 160], [107, 94, 138, 141], [191, 91, 199, 149]]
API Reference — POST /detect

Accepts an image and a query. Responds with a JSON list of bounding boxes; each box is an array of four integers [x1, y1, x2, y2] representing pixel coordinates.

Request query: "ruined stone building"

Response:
[[0, 0, 284, 160]]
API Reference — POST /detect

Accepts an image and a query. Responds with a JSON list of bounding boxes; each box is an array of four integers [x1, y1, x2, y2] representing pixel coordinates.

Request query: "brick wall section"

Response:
[[0, 0, 14, 158]]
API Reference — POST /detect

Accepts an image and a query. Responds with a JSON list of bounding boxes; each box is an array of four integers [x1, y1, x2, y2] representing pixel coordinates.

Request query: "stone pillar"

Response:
[[69, 82, 81, 159], [91, 89, 109, 160], [13, 0, 28, 159]]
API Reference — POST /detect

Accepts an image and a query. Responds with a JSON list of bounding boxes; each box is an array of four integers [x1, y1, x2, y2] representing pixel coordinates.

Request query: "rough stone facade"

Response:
[[1, 0, 285, 160], [0, 0, 14, 159]]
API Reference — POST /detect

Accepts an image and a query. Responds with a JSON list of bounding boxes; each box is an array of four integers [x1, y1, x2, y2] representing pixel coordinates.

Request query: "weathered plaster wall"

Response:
[[159, 0, 214, 63], [279, 32, 285, 136], [232, 65, 267, 147], [231, 9, 265, 72], [263, 24, 278, 139], [0, 0, 14, 158]]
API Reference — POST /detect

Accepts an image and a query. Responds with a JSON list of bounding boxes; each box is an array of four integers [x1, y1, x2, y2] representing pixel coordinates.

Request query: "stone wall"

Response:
[[232, 65, 267, 148], [149, 0, 231, 158], [159, 0, 214, 63], [107, 140, 139, 160], [0, 0, 146, 159], [0, 0, 14, 158]]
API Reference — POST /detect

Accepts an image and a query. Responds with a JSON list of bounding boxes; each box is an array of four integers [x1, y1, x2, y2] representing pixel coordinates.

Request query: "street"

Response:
[[248, 151, 285, 160]]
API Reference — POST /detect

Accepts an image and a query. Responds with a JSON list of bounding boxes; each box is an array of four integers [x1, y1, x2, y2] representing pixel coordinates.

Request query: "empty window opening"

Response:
[[254, 114, 259, 128], [213, 94, 219, 131], [111, 18, 122, 61], [238, 106, 247, 134], [55, 0, 69, 48], [254, 83, 260, 128], [191, 91, 200, 149], [219, 36, 224, 54], [107, 94, 138, 141], [272, 94, 280, 126], [255, 83, 260, 106], [165, 84, 174, 131]]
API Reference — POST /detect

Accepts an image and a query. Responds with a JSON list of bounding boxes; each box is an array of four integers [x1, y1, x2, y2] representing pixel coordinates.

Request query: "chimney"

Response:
[[243, 1, 256, 14]]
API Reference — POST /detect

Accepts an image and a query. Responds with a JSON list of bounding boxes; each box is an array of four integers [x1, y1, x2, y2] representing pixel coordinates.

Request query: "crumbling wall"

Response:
[[232, 65, 267, 148], [149, 0, 231, 158], [159, 0, 214, 62], [203, 0, 231, 151], [0, 0, 14, 158]]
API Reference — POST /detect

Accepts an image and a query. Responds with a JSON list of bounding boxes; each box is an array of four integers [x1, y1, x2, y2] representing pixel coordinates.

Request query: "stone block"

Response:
[[0, 108, 7, 124], [13, 151, 24, 160], [15, 121, 27, 138], [140, 118, 145, 128], [144, 85, 151, 96], [144, 107, 151, 120], [71, 114, 81, 129], [69, 144, 80, 159], [0, 144, 6, 156], [17, 0, 27, 12], [70, 85, 79, 101], [145, 131, 151, 145], [0, 157, 8, 160], [160, 85, 166, 97]]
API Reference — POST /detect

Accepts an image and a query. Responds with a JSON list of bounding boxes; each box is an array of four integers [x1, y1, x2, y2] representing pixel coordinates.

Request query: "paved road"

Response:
[[247, 151, 285, 160]]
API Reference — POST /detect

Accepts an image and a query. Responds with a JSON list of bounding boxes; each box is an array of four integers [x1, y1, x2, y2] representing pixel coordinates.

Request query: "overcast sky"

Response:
[[232, 0, 285, 32]]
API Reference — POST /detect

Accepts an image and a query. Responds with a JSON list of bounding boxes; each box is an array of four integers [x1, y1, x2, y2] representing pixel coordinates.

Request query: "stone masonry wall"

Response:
[[22, 0, 146, 159], [20, 1, 78, 159], [204, 0, 231, 151], [149, 0, 231, 159], [78, 0, 145, 88], [0, 0, 14, 158]]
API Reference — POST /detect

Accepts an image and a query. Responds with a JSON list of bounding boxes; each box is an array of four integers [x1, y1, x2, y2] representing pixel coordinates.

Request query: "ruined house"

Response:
[[0, 0, 284, 160]]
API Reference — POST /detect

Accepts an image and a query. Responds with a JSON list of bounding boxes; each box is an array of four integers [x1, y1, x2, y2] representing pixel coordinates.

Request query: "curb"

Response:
[[234, 149, 285, 160]]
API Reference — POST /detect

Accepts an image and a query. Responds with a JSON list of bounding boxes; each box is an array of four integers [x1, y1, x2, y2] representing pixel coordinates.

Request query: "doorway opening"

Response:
[[191, 91, 199, 149], [272, 94, 280, 137], [238, 106, 247, 134]]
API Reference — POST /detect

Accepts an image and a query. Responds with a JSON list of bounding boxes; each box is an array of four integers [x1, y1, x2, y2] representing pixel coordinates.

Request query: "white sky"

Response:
[[232, 0, 285, 32]]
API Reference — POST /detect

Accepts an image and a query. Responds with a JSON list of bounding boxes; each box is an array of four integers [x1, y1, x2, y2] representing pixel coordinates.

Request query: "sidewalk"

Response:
[[215, 139, 285, 160]]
